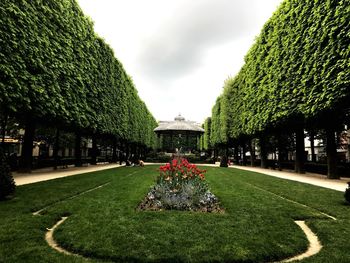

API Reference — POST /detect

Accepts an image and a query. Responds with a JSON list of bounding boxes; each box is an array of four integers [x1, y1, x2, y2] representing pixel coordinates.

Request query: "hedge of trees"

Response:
[[209, 0, 349, 178], [202, 117, 212, 151], [0, 0, 157, 171]]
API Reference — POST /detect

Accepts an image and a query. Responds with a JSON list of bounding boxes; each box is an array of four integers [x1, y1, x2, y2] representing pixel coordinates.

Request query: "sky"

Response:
[[77, 0, 283, 124]]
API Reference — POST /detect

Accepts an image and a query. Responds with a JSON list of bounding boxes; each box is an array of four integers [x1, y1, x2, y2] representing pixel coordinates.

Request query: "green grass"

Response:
[[0, 166, 349, 262]]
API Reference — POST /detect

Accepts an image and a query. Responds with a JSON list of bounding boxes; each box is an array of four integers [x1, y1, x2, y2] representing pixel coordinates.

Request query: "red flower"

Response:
[[172, 159, 178, 167], [158, 158, 206, 182]]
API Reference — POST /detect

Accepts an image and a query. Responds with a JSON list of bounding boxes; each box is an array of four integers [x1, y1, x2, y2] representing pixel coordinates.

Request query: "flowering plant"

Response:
[[158, 158, 206, 185], [138, 158, 223, 212]]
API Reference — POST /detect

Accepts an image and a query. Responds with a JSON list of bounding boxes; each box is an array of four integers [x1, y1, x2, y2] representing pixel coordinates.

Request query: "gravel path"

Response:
[[13, 163, 122, 185], [230, 165, 348, 192]]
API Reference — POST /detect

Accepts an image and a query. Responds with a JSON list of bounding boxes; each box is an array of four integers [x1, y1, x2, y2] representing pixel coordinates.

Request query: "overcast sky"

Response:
[[77, 0, 283, 123]]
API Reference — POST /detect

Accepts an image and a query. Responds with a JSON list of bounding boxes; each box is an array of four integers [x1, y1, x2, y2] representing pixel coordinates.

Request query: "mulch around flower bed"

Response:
[[137, 190, 225, 213]]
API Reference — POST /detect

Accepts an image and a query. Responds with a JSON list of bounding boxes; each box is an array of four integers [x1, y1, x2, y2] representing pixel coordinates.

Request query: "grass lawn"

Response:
[[0, 165, 349, 262]]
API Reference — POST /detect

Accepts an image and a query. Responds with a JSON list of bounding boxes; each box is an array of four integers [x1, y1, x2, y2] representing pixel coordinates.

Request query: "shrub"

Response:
[[345, 182, 350, 204], [0, 149, 15, 200]]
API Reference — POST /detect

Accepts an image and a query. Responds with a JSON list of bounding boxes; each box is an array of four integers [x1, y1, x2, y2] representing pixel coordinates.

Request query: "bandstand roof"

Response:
[[154, 115, 204, 134]]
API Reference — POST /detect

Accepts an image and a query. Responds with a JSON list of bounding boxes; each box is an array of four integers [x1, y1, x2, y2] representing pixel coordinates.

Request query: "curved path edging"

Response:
[[46, 217, 71, 255], [41, 168, 323, 262], [45, 217, 323, 262], [46, 217, 87, 259], [278, 220, 322, 262]]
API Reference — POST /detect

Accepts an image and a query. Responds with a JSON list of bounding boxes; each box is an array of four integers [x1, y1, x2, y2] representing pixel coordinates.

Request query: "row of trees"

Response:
[[205, 0, 349, 178], [0, 0, 158, 171]]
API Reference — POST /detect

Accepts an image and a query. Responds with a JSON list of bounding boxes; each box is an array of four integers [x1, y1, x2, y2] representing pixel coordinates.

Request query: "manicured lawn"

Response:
[[0, 166, 349, 262]]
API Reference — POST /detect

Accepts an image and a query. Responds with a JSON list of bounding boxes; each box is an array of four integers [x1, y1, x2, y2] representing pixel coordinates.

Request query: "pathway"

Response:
[[229, 165, 349, 192], [13, 162, 349, 192], [13, 163, 122, 186]]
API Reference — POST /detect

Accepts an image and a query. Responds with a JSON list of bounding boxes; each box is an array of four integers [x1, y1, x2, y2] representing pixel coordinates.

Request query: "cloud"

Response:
[[138, 0, 260, 81], [77, 0, 283, 122]]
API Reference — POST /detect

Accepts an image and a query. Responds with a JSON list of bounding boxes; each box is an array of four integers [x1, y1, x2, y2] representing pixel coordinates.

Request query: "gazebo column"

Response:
[[186, 132, 189, 151], [170, 132, 173, 152], [156, 133, 160, 150]]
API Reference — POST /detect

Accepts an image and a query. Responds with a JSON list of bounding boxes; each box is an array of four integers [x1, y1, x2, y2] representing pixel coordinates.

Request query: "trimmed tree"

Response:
[[209, 0, 349, 177]]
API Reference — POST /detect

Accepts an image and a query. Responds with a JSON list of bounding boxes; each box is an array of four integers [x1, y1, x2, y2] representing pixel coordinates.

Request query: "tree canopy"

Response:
[[0, 0, 157, 148], [209, 0, 349, 142]]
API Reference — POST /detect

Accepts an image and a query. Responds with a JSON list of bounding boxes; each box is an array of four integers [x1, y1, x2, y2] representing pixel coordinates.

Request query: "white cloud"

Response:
[[77, 0, 283, 123]]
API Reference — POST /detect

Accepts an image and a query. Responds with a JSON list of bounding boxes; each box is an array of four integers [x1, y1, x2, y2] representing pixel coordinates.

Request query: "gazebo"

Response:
[[154, 115, 204, 152]]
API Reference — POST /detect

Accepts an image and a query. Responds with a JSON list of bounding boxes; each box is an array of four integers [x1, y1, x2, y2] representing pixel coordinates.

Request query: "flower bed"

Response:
[[138, 158, 223, 212]]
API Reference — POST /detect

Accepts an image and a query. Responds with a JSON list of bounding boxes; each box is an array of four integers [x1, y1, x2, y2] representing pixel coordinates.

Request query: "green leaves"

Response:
[[211, 0, 349, 141], [0, 0, 157, 147]]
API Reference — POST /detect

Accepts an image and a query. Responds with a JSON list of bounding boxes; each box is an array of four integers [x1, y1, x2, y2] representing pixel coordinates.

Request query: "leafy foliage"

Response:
[[210, 96, 228, 147], [0, 148, 15, 200], [203, 117, 212, 150], [0, 0, 157, 148], [209, 0, 349, 142]]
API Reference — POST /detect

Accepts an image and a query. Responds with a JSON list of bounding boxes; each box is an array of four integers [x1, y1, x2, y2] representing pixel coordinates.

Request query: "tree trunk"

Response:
[[119, 141, 125, 165], [242, 141, 247, 166], [136, 144, 140, 160], [74, 132, 82, 167], [125, 142, 130, 161], [259, 136, 268, 169], [277, 135, 283, 171], [233, 145, 239, 165], [90, 134, 97, 165], [19, 119, 36, 172], [1, 112, 8, 145], [220, 146, 228, 167], [131, 144, 135, 161], [249, 139, 255, 167], [112, 138, 117, 163], [53, 129, 60, 170], [141, 146, 144, 159], [326, 128, 338, 179], [105, 142, 108, 162], [213, 148, 217, 161], [295, 126, 305, 174]]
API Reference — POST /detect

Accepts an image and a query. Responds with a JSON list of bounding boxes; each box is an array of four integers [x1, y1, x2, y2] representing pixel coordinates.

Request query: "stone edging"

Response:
[[45, 217, 323, 262], [278, 220, 322, 262]]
